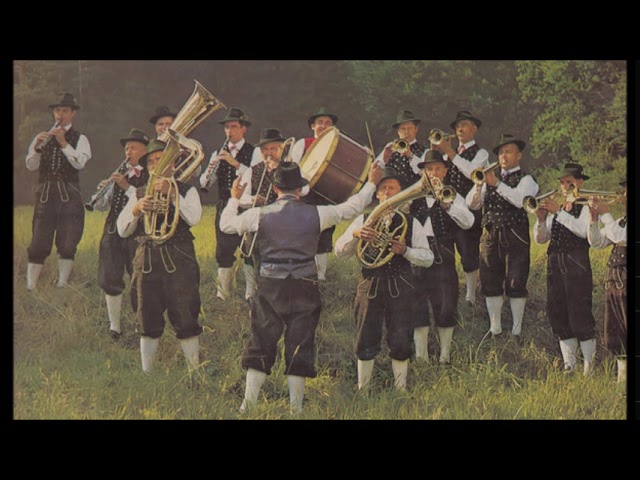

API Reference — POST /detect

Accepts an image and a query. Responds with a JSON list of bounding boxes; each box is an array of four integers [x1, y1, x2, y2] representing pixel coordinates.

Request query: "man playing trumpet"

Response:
[[467, 134, 538, 342], [90, 128, 150, 339], [532, 162, 596, 375]]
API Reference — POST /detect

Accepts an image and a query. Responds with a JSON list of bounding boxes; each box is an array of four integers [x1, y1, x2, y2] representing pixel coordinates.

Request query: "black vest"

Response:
[[548, 203, 589, 254], [105, 165, 149, 227], [481, 169, 529, 228], [413, 196, 456, 243], [444, 143, 480, 196], [361, 212, 414, 278], [386, 141, 426, 189], [251, 162, 278, 206], [38, 127, 82, 183], [606, 216, 626, 267], [217, 141, 254, 200], [135, 181, 195, 245]]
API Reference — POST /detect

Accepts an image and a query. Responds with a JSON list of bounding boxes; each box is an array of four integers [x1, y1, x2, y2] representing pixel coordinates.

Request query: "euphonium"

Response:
[[470, 161, 500, 185], [428, 128, 457, 146], [390, 138, 410, 155], [356, 172, 432, 269]]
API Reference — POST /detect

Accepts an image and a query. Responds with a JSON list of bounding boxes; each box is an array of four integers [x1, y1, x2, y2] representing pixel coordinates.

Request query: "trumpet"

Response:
[[523, 190, 563, 214], [390, 138, 410, 155], [84, 157, 130, 211], [569, 187, 626, 205], [428, 129, 457, 146], [470, 161, 500, 185], [200, 136, 230, 193], [240, 137, 296, 257], [35, 122, 60, 153]]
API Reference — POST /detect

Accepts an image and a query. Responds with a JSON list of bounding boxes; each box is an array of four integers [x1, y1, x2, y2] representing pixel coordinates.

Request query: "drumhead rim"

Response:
[[299, 126, 340, 188]]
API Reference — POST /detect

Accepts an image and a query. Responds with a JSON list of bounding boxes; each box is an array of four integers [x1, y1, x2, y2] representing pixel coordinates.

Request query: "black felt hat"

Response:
[[255, 128, 286, 147], [120, 128, 150, 147], [48, 92, 80, 110], [377, 167, 405, 189], [270, 162, 309, 190], [219, 107, 251, 127], [492, 133, 526, 155], [417, 149, 446, 169], [449, 110, 482, 130], [307, 107, 338, 128], [391, 110, 421, 129], [557, 162, 590, 181], [149, 105, 178, 125], [138, 139, 166, 168]]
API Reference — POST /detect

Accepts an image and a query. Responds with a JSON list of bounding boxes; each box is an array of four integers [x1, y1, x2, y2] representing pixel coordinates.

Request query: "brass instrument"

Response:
[[470, 161, 500, 185], [569, 186, 626, 205], [35, 122, 60, 153], [355, 172, 432, 269], [84, 157, 130, 211], [427, 175, 457, 204], [428, 129, 457, 146], [200, 136, 230, 193], [390, 138, 410, 155], [523, 189, 562, 214], [239, 137, 295, 257]]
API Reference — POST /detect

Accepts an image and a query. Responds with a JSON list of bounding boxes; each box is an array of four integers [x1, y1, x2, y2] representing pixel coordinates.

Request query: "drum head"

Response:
[[299, 127, 339, 187]]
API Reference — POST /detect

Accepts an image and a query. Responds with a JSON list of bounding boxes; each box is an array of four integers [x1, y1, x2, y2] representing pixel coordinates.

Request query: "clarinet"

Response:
[[35, 122, 60, 153], [200, 136, 230, 193], [84, 158, 130, 211]]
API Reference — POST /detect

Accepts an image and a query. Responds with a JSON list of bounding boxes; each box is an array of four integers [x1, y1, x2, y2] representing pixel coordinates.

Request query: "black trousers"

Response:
[[354, 274, 415, 361], [215, 197, 242, 268], [98, 221, 138, 296], [316, 226, 335, 254], [242, 276, 322, 378], [413, 239, 458, 328], [546, 249, 596, 341], [132, 240, 202, 340], [451, 209, 481, 273], [604, 265, 627, 355], [480, 224, 530, 298], [27, 181, 85, 263]]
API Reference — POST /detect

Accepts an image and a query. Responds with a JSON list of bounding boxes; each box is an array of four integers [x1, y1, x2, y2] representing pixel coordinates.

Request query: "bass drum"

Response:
[[299, 127, 373, 205]]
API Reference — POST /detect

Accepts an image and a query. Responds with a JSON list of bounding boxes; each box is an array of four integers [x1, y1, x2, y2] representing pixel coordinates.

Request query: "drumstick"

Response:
[[365, 121, 375, 159]]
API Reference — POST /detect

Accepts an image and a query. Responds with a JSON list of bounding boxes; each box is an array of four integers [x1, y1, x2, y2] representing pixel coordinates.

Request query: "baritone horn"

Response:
[[470, 161, 500, 185]]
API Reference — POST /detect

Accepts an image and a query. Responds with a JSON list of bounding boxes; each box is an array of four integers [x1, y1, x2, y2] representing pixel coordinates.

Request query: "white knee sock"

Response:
[[287, 375, 305, 415], [243, 264, 258, 301], [315, 253, 328, 281], [559, 338, 579, 371], [486, 296, 504, 335], [27, 263, 43, 291], [216, 267, 233, 301], [580, 338, 596, 376], [391, 359, 408, 391], [57, 258, 74, 287], [509, 297, 526, 336], [180, 336, 200, 371], [617, 358, 627, 384], [465, 269, 479, 303], [240, 368, 268, 412], [105, 293, 123, 333], [140, 336, 160, 374], [438, 327, 455, 364], [413, 326, 429, 361], [357, 359, 374, 390]]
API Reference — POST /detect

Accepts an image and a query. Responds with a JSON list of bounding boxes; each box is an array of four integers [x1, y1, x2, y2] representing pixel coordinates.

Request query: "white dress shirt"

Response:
[[117, 185, 202, 238], [238, 164, 310, 208], [291, 138, 310, 164], [533, 204, 590, 244], [441, 139, 489, 178], [587, 213, 627, 248], [26, 123, 92, 171], [198, 138, 262, 188], [334, 213, 434, 268], [373, 139, 422, 175], [466, 166, 539, 211], [220, 182, 376, 236], [423, 193, 475, 236], [90, 164, 143, 212]]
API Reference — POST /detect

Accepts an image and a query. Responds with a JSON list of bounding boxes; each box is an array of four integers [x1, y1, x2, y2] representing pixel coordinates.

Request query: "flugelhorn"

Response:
[[523, 190, 563, 214], [390, 138, 410, 155], [200, 136, 230, 193], [84, 157, 130, 211], [427, 175, 457, 204], [35, 122, 60, 153], [428, 129, 457, 146], [470, 161, 500, 185]]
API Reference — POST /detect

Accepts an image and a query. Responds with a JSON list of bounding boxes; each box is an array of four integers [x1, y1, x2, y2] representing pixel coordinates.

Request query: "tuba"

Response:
[[356, 172, 432, 269]]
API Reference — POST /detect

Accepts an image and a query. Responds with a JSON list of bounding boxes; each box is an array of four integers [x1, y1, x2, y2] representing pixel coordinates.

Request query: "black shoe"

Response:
[[109, 330, 122, 341]]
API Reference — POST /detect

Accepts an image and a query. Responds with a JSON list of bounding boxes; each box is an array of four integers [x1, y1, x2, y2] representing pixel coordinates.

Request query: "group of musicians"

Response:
[[23, 92, 628, 414]]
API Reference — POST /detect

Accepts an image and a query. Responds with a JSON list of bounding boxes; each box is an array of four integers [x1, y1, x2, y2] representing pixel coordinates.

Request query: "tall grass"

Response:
[[13, 206, 625, 419]]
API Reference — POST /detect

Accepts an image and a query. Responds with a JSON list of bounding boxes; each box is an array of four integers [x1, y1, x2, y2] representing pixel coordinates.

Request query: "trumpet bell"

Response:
[[390, 138, 410, 154]]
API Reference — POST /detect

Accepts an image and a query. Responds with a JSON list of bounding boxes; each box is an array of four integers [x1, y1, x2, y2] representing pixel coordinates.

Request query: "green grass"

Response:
[[13, 206, 625, 419]]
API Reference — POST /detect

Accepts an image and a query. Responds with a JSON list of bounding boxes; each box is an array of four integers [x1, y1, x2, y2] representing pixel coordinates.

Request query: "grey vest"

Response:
[[257, 197, 321, 279]]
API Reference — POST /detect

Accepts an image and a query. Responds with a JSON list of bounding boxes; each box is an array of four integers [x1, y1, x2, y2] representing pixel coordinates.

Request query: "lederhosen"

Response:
[[98, 165, 149, 298], [242, 197, 321, 378], [604, 217, 627, 355], [413, 198, 458, 329], [240, 161, 278, 268], [546, 204, 596, 341], [300, 137, 336, 254], [27, 128, 85, 263], [131, 181, 202, 340], [354, 213, 416, 362], [214, 142, 254, 268], [479, 170, 531, 298], [444, 144, 482, 272]]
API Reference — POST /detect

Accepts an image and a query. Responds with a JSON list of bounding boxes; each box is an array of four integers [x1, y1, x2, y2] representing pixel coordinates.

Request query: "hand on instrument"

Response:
[[541, 198, 560, 214], [589, 197, 609, 217], [97, 179, 111, 190], [133, 195, 153, 216], [382, 144, 393, 163], [231, 177, 247, 200], [35, 131, 50, 147], [368, 162, 383, 185], [353, 226, 380, 242], [110, 172, 129, 191], [389, 236, 407, 255], [154, 178, 171, 195], [484, 170, 500, 187], [253, 194, 268, 207], [535, 207, 549, 222], [402, 144, 413, 159], [51, 127, 68, 148], [219, 150, 240, 169]]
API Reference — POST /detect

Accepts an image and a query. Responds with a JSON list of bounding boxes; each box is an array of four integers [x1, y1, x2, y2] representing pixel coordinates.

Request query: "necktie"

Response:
[[457, 145, 466, 155], [229, 144, 238, 156], [127, 165, 141, 177], [501, 171, 508, 180]]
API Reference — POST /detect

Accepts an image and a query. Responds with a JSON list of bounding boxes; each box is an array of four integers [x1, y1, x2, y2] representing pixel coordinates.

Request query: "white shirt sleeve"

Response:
[[373, 142, 393, 167], [117, 191, 141, 238], [450, 147, 490, 178], [466, 183, 486, 210], [291, 139, 305, 164], [533, 214, 554, 244], [250, 146, 263, 167], [199, 150, 219, 188], [554, 205, 589, 239], [602, 214, 627, 245], [317, 182, 376, 231], [90, 182, 114, 212], [403, 218, 434, 268], [178, 186, 202, 227], [61, 134, 91, 170], [334, 214, 364, 258], [219, 197, 261, 235], [26, 136, 42, 171], [238, 167, 254, 209], [494, 174, 539, 208], [446, 193, 475, 230]]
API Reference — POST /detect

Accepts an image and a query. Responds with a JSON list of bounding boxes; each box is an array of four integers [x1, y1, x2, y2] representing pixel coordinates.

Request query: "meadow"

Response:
[[13, 206, 626, 420]]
